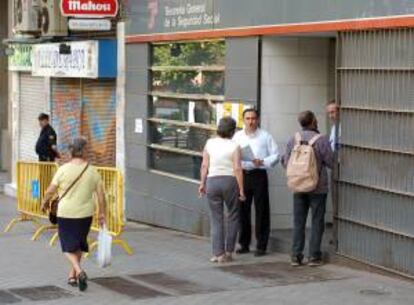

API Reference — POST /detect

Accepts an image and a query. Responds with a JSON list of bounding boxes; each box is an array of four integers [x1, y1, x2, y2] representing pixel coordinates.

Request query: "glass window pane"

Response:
[[151, 97, 218, 125], [152, 71, 224, 95], [151, 150, 202, 180], [150, 122, 213, 152], [152, 41, 225, 67], [151, 97, 188, 121]]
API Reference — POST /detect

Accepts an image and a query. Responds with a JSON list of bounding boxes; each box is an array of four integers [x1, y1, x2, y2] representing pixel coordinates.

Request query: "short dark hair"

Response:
[[217, 117, 237, 139], [69, 137, 88, 158], [242, 108, 260, 118], [327, 99, 337, 106], [38, 113, 49, 121], [298, 111, 316, 128]]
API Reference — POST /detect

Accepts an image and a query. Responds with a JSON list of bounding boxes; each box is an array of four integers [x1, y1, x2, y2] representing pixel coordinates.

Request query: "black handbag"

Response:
[[48, 163, 89, 224]]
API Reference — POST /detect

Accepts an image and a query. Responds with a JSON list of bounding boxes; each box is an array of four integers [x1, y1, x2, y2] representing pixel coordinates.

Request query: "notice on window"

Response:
[[135, 119, 144, 134], [216, 102, 252, 129]]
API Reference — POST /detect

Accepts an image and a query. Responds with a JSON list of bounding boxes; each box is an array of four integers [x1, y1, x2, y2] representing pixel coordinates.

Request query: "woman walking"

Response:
[[199, 117, 245, 263], [41, 137, 106, 291]]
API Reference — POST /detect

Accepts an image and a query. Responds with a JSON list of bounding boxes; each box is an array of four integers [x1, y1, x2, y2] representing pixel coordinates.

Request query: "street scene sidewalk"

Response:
[[0, 193, 413, 305]]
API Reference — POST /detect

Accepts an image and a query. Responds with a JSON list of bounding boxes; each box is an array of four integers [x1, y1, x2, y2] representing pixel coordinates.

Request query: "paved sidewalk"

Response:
[[0, 194, 413, 305]]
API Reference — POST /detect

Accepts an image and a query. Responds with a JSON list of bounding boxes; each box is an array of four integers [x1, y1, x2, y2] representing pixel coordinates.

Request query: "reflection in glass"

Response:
[[152, 71, 224, 95], [151, 150, 202, 180], [151, 97, 218, 125], [152, 41, 225, 67], [150, 122, 213, 152]]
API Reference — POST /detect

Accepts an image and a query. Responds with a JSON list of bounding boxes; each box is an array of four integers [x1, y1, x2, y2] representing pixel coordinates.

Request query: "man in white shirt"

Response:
[[233, 109, 280, 256], [326, 100, 340, 151]]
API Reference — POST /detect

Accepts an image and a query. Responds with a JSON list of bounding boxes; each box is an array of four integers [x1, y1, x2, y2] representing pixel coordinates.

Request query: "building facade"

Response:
[[0, 0, 10, 174], [124, 0, 414, 277], [5, 0, 124, 195]]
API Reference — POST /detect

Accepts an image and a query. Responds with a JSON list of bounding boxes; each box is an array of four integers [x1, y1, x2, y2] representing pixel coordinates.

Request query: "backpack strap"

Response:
[[308, 134, 322, 146], [294, 132, 302, 145]]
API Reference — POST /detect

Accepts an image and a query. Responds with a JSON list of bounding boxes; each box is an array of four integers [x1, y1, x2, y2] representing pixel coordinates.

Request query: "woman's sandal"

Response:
[[67, 277, 78, 287], [77, 271, 88, 292]]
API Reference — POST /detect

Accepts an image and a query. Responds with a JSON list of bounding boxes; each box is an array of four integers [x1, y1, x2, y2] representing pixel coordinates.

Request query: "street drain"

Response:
[[9, 286, 73, 302], [0, 291, 21, 304], [131, 272, 223, 295], [360, 289, 392, 296], [220, 262, 348, 285], [91, 276, 171, 299]]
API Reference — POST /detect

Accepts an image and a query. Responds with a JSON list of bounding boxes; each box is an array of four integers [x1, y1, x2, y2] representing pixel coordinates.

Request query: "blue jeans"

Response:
[[292, 193, 327, 259]]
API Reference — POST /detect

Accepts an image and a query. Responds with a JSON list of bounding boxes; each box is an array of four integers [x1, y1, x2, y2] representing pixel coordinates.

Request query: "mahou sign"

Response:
[[61, 0, 119, 18]]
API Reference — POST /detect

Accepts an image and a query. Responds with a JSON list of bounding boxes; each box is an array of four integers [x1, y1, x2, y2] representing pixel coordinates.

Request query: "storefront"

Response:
[[8, 44, 48, 162], [124, 0, 414, 277], [32, 40, 118, 166]]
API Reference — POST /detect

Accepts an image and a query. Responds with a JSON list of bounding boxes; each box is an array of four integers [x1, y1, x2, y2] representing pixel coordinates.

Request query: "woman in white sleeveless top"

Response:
[[199, 117, 245, 263]]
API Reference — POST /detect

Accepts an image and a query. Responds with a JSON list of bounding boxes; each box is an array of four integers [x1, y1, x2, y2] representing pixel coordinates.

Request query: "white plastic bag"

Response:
[[97, 225, 112, 268]]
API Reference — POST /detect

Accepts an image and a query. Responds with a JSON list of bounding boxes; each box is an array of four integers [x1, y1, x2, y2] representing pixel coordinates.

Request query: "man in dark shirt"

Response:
[[35, 113, 59, 162], [283, 111, 334, 267]]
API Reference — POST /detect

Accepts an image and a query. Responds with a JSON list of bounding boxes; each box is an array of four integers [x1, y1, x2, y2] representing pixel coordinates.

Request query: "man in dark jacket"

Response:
[[36, 113, 59, 162], [283, 111, 334, 267]]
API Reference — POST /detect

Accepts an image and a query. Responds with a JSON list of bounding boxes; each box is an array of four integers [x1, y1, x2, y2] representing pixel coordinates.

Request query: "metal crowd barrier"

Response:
[[4, 161, 58, 240], [5, 161, 133, 256]]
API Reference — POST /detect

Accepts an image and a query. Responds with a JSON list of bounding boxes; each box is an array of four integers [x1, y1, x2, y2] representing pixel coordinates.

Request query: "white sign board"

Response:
[[135, 119, 143, 134], [69, 19, 112, 31], [32, 41, 99, 78]]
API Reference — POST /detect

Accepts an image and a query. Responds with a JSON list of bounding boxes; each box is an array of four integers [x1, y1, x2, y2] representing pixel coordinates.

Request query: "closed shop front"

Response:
[[32, 40, 118, 167], [51, 78, 116, 166], [19, 73, 47, 161]]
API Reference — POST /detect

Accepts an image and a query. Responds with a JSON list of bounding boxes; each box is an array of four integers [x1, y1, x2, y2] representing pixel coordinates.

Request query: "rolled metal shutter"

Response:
[[336, 29, 414, 277], [19, 74, 47, 161], [81, 79, 116, 166], [51, 78, 82, 158]]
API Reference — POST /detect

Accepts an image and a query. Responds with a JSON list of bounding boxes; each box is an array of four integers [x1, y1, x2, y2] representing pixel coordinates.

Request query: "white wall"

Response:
[[261, 37, 334, 229]]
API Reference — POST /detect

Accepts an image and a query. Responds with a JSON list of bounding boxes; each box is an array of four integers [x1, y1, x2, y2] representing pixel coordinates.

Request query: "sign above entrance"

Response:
[[8, 44, 32, 72], [69, 18, 112, 31], [31, 40, 117, 78], [61, 0, 119, 18]]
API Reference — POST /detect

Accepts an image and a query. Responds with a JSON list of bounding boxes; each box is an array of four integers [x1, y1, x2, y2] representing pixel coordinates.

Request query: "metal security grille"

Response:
[[51, 78, 82, 157], [51, 79, 116, 167], [19, 74, 47, 161], [336, 30, 414, 277], [82, 79, 116, 167]]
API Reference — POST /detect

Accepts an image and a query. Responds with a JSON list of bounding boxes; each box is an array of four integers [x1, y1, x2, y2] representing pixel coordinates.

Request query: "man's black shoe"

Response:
[[236, 248, 250, 254], [308, 257, 323, 267], [291, 255, 303, 267], [254, 250, 267, 257]]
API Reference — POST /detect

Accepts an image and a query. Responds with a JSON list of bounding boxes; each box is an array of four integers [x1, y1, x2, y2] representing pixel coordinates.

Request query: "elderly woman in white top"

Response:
[[199, 117, 245, 263]]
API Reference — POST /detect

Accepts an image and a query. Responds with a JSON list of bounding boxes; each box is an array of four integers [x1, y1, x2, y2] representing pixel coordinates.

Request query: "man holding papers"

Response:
[[233, 109, 280, 256]]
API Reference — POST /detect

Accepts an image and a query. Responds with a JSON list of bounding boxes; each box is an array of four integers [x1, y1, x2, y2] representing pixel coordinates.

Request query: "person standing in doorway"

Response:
[[233, 109, 280, 257], [326, 100, 340, 151], [36, 113, 60, 162], [283, 111, 333, 267], [199, 117, 245, 263]]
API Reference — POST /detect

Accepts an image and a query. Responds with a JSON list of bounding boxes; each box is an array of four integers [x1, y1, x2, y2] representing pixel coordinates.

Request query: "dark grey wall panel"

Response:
[[338, 221, 414, 275], [125, 143, 148, 170], [126, 72, 149, 95], [225, 37, 259, 104], [126, 0, 414, 35], [125, 43, 149, 172], [337, 29, 414, 277], [125, 43, 211, 235], [126, 168, 210, 235], [126, 44, 150, 69]]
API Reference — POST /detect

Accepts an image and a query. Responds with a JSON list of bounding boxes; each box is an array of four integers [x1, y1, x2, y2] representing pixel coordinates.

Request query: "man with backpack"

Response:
[[283, 111, 333, 267]]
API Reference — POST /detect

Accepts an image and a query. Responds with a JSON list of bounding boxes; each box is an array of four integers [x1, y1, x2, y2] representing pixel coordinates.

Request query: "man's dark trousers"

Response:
[[292, 193, 327, 259], [239, 169, 270, 252]]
